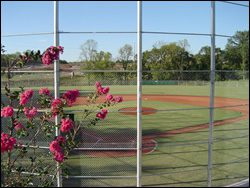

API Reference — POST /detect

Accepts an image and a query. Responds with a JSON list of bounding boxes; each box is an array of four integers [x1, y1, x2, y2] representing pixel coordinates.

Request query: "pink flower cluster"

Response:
[[1, 133, 16, 153], [96, 109, 108, 119], [95, 82, 123, 103], [1, 106, 14, 117], [42, 46, 64, 65], [96, 82, 110, 95], [51, 98, 64, 116], [19, 89, 34, 106], [94, 82, 123, 119], [62, 89, 80, 106], [39, 88, 51, 96], [60, 118, 73, 133], [23, 107, 38, 120], [105, 94, 123, 103], [49, 138, 65, 163]]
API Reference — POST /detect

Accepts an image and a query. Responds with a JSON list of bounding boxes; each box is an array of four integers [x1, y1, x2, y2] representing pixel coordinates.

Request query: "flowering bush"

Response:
[[1, 46, 123, 187]]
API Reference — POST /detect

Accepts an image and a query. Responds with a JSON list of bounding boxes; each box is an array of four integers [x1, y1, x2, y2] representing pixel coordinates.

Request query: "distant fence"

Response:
[[1, 70, 248, 88]]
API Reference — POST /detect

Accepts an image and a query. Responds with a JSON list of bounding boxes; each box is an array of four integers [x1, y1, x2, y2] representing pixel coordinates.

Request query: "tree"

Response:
[[82, 50, 113, 70], [225, 30, 249, 79], [80, 50, 114, 85], [79, 39, 98, 61], [152, 40, 167, 49], [194, 46, 211, 71], [1, 52, 21, 68], [95, 51, 112, 63], [142, 42, 193, 80], [59, 59, 68, 64], [118, 44, 133, 82], [194, 46, 226, 80], [118, 44, 133, 71], [178, 39, 190, 52]]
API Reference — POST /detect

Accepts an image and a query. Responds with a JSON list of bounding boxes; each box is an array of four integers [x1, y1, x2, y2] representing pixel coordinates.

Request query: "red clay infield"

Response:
[[118, 107, 157, 115], [74, 94, 249, 157]]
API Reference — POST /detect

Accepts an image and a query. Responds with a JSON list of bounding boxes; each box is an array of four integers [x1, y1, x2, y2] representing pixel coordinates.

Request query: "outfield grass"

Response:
[[2, 80, 248, 99]]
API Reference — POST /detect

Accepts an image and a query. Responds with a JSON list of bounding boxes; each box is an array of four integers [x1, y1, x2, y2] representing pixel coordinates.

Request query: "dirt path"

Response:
[[74, 95, 249, 157]]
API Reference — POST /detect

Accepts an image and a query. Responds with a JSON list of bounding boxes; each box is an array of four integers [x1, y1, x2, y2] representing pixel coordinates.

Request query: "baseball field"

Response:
[[1, 78, 249, 187], [59, 81, 249, 187]]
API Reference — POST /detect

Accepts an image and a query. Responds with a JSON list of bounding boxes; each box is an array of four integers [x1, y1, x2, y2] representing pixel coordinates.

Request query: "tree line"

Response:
[[79, 30, 248, 81], [1, 30, 249, 81]]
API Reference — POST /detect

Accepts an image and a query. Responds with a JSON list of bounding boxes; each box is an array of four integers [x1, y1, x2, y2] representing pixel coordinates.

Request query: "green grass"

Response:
[[65, 100, 241, 134], [3, 80, 248, 99]]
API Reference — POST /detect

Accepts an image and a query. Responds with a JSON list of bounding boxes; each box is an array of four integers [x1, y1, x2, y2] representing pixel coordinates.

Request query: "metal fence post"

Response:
[[208, 1, 216, 187], [137, 1, 142, 187], [54, 1, 62, 187]]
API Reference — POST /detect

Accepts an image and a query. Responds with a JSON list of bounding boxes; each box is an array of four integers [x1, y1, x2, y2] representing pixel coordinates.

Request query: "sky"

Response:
[[1, 1, 249, 62]]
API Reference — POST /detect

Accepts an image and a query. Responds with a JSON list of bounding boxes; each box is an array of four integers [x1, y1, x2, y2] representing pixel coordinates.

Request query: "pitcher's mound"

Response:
[[118, 107, 157, 115]]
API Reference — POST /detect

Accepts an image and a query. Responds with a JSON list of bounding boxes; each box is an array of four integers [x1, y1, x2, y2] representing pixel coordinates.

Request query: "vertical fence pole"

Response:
[[208, 1, 216, 187], [137, 1, 142, 187], [54, 1, 62, 187]]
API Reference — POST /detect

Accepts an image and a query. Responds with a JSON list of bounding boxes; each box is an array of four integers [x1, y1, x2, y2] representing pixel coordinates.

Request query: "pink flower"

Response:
[[60, 118, 73, 133], [62, 89, 80, 106], [1, 106, 14, 117], [19, 89, 34, 106], [19, 93, 29, 106], [95, 82, 110, 95], [95, 82, 102, 88], [1, 133, 16, 153], [97, 86, 110, 95], [57, 46, 64, 53], [96, 109, 108, 119], [51, 98, 63, 108], [56, 135, 66, 144], [102, 87, 109, 95], [39, 88, 51, 96], [41, 51, 53, 65], [50, 139, 65, 163], [14, 121, 24, 132], [106, 94, 113, 101], [23, 107, 37, 120], [23, 89, 34, 99], [50, 138, 65, 163], [115, 96, 123, 103], [42, 46, 64, 65], [51, 98, 63, 116], [54, 151, 64, 163], [97, 86, 103, 94], [49, 140, 62, 154]]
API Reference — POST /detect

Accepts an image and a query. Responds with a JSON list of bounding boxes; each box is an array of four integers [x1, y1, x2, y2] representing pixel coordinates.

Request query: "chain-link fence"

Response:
[[1, 1, 249, 187], [1, 69, 248, 186]]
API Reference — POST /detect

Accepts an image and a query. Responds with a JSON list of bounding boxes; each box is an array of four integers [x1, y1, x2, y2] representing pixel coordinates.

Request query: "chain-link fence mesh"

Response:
[[1, 70, 249, 186], [1, 0, 249, 186]]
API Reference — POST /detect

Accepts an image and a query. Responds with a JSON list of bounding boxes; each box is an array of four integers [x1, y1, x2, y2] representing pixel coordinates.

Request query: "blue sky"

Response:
[[1, 1, 249, 62]]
